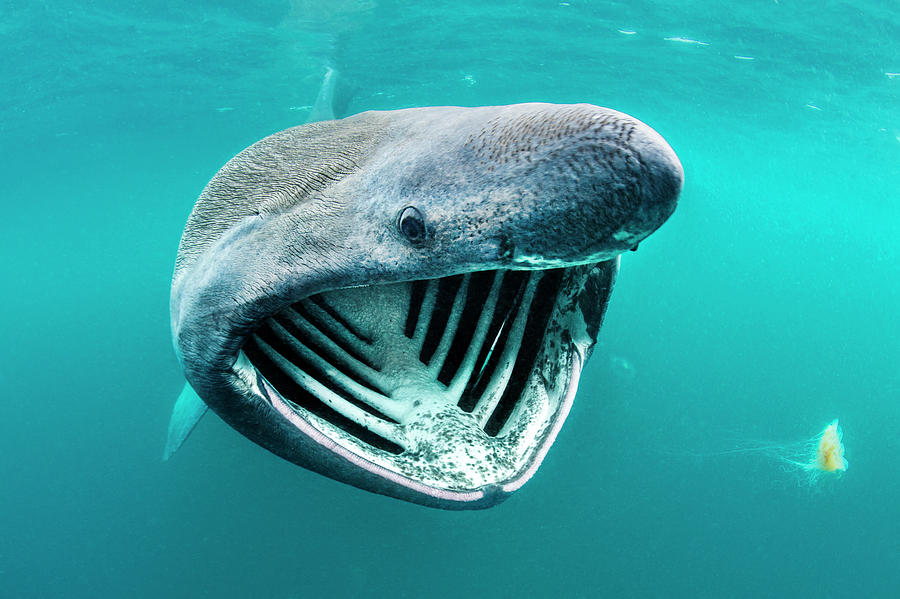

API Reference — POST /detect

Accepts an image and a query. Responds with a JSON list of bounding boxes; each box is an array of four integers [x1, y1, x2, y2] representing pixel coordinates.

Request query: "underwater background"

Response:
[[1, 0, 898, 597]]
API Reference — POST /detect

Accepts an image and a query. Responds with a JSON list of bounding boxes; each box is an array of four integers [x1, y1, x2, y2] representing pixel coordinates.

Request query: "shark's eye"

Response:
[[399, 206, 427, 245]]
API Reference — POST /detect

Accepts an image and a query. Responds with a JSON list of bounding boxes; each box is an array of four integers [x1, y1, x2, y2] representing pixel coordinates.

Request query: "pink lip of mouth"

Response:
[[501, 350, 582, 493]]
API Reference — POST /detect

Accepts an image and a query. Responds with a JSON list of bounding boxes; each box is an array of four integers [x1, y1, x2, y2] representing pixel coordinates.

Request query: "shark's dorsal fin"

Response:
[[163, 382, 208, 460], [306, 66, 338, 123]]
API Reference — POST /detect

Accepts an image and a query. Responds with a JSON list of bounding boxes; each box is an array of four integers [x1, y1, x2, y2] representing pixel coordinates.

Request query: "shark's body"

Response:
[[168, 101, 682, 509]]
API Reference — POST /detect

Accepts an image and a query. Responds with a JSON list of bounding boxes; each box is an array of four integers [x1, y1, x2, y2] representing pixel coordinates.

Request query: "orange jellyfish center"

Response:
[[816, 423, 846, 472]]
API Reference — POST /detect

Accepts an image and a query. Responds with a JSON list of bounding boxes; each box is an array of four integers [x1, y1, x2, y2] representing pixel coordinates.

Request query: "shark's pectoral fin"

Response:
[[163, 382, 209, 461]]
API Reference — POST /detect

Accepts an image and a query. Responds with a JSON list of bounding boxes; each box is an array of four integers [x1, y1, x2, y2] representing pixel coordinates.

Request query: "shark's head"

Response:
[[171, 103, 682, 509]]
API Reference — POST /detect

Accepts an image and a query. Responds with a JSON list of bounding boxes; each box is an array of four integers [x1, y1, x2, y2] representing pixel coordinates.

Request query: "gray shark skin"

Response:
[[170, 103, 682, 509]]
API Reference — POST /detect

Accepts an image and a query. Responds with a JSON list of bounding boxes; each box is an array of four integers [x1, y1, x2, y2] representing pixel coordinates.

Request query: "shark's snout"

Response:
[[611, 115, 683, 237], [473, 105, 683, 266]]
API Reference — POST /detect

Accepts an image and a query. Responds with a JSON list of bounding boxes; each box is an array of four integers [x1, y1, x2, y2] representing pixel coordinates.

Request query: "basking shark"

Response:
[[166, 101, 682, 509]]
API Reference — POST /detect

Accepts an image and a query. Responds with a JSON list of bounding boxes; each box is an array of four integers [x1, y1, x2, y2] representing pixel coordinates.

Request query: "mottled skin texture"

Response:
[[172, 103, 682, 509]]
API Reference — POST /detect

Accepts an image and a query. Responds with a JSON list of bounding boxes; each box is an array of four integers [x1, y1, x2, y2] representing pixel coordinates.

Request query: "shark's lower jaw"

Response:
[[238, 263, 615, 503]]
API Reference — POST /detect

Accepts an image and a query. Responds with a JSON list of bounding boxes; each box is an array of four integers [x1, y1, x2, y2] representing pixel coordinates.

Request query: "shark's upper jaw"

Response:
[[234, 261, 616, 505]]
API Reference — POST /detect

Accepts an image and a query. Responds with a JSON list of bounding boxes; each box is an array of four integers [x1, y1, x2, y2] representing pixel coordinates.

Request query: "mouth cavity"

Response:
[[240, 266, 597, 493]]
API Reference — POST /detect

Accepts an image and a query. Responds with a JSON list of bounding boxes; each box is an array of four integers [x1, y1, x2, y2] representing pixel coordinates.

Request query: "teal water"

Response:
[[1, 1, 898, 597]]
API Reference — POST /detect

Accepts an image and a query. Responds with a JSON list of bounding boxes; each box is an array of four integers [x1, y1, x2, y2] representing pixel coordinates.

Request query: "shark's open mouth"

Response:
[[239, 263, 615, 495]]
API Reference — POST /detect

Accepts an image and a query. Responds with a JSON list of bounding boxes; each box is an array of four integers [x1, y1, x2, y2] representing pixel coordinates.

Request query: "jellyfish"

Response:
[[781, 419, 848, 484], [811, 420, 849, 473], [692, 419, 848, 486]]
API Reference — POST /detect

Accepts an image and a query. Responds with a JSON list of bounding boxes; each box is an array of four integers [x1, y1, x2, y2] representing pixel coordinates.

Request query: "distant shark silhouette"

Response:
[[165, 71, 683, 509]]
